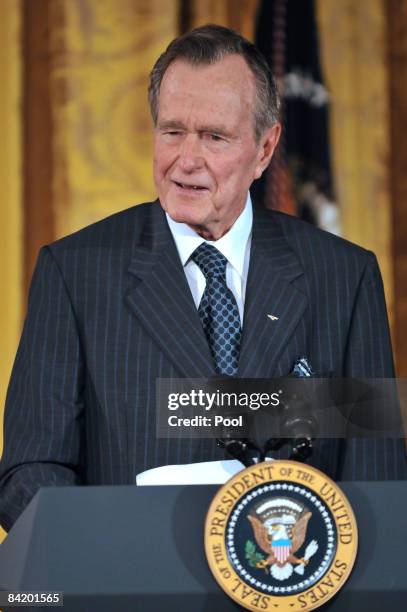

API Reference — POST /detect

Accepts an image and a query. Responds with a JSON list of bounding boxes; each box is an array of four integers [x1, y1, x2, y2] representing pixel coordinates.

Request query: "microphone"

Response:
[[216, 437, 261, 467], [263, 393, 318, 462], [207, 375, 261, 467]]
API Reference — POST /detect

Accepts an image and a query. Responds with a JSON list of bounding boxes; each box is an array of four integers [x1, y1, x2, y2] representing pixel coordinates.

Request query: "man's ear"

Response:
[[254, 123, 282, 179]]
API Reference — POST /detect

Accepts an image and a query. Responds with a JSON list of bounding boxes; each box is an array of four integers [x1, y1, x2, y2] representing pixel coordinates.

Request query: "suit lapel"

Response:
[[125, 203, 307, 379], [125, 203, 216, 378], [238, 208, 308, 378]]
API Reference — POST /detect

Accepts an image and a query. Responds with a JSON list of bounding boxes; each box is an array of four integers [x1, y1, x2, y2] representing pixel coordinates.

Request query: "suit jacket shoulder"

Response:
[[264, 207, 376, 272], [48, 201, 163, 256], [248, 206, 393, 378]]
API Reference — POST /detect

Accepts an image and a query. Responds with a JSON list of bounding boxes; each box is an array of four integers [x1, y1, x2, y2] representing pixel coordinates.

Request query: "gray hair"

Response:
[[148, 24, 280, 142]]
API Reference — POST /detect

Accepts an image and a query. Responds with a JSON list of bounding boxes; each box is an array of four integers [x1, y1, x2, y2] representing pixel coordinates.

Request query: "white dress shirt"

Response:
[[138, 196, 254, 486], [166, 193, 253, 325]]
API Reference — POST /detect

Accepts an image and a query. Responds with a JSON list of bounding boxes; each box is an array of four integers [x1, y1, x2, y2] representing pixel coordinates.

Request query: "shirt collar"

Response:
[[166, 193, 253, 277]]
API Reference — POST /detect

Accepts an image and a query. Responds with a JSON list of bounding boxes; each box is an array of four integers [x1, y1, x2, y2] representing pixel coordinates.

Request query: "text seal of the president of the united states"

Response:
[[205, 460, 358, 611]]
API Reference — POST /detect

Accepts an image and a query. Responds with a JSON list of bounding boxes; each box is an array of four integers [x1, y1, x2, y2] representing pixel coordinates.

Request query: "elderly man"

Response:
[[0, 25, 404, 532]]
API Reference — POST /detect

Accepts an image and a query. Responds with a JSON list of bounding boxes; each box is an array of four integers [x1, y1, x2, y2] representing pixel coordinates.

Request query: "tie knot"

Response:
[[191, 243, 227, 279]]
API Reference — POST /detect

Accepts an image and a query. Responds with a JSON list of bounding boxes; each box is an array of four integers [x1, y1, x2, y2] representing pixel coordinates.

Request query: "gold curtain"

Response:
[[0, 0, 22, 544], [190, 0, 259, 40], [48, 0, 178, 238], [316, 0, 393, 327]]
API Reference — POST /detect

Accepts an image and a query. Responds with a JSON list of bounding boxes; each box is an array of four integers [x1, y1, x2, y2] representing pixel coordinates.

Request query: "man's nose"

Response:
[[178, 133, 204, 172]]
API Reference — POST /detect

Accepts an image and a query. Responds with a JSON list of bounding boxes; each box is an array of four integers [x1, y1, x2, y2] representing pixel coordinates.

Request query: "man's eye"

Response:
[[209, 134, 223, 142], [165, 131, 181, 136]]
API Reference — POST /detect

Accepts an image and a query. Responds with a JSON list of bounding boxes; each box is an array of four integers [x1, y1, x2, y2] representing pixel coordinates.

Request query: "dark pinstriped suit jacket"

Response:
[[0, 201, 405, 530]]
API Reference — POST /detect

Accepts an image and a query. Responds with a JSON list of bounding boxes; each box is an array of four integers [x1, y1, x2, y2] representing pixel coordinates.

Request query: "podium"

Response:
[[0, 482, 406, 611]]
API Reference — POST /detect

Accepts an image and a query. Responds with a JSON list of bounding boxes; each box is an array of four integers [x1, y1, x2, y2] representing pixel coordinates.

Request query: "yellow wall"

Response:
[[0, 0, 22, 543]]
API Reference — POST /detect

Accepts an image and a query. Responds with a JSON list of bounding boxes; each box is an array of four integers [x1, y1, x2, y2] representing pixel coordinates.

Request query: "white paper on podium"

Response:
[[136, 458, 273, 486]]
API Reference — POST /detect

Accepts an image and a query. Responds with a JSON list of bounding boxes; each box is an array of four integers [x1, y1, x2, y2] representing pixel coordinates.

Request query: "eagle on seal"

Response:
[[248, 508, 317, 580]]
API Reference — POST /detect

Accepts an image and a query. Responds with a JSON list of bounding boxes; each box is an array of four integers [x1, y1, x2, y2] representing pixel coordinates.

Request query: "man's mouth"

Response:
[[173, 181, 208, 192]]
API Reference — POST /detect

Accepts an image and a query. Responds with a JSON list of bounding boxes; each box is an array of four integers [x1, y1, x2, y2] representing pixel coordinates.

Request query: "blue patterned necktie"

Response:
[[191, 243, 241, 376]]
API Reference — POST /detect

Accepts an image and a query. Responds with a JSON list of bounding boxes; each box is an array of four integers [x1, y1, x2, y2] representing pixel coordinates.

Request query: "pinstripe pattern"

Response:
[[0, 201, 405, 531]]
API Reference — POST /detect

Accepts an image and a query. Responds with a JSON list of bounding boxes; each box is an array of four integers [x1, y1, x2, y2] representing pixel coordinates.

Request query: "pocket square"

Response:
[[291, 357, 315, 378]]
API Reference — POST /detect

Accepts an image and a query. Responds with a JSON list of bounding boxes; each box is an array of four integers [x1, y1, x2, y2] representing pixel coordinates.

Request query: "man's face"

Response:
[[153, 55, 281, 240]]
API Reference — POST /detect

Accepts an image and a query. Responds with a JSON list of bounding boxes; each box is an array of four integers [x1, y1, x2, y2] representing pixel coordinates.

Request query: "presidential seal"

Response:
[[205, 460, 358, 611]]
